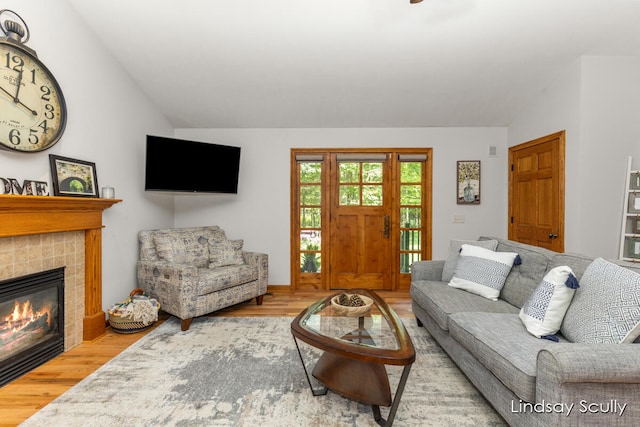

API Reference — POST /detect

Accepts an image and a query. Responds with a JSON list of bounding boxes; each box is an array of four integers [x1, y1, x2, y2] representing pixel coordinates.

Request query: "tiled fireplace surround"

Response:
[[0, 195, 119, 351], [0, 231, 85, 350]]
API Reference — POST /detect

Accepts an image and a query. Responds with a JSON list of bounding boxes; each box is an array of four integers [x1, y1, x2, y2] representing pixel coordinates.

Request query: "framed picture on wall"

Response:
[[49, 155, 99, 197], [457, 160, 480, 205]]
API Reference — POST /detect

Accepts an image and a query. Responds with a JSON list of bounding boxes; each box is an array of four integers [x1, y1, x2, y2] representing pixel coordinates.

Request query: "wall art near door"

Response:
[[49, 155, 99, 197], [457, 160, 480, 205]]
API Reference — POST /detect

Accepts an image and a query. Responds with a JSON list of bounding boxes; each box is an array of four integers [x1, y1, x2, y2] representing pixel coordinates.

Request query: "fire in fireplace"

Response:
[[0, 268, 64, 387]]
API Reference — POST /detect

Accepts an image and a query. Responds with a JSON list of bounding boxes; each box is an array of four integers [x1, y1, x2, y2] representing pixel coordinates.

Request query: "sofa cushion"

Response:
[[479, 237, 556, 309], [410, 280, 518, 331], [449, 312, 564, 403], [519, 266, 579, 339], [197, 264, 258, 295], [209, 239, 245, 268], [153, 231, 211, 268], [561, 258, 640, 344], [441, 239, 498, 282], [547, 252, 594, 281], [449, 244, 519, 301]]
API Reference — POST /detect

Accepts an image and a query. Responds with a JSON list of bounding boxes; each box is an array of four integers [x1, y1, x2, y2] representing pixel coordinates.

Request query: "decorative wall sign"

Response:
[[457, 160, 480, 205], [49, 155, 99, 197], [0, 177, 48, 195]]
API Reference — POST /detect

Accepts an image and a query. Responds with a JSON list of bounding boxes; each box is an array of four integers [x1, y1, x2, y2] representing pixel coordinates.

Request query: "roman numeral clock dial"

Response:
[[0, 10, 66, 152]]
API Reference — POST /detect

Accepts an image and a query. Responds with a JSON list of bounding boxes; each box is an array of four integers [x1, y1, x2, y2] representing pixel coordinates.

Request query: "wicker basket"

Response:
[[331, 293, 374, 317], [108, 288, 160, 334]]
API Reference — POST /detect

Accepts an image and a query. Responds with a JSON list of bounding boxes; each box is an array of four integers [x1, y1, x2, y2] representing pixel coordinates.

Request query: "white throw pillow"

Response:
[[519, 266, 579, 340], [561, 258, 640, 344], [448, 244, 520, 301], [441, 239, 498, 282]]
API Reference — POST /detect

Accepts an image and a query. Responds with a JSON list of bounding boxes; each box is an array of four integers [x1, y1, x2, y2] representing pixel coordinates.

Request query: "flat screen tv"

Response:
[[145, 135, 241, 194]]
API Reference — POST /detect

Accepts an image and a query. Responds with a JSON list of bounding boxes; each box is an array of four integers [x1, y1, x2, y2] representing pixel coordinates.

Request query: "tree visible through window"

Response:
[[400, 162, 422, 273], [299, 162, 322, 273]]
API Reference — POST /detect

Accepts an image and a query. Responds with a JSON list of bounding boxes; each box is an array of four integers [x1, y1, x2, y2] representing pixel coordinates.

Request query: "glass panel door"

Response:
[[291, 149, 431, 291]]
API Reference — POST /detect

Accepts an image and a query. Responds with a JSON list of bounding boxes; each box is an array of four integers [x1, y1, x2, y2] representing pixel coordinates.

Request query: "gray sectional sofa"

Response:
[[410, 237, 640, 427]]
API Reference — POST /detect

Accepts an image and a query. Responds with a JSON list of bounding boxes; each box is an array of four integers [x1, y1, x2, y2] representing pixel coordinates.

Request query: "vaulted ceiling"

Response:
[[67, 0, 640, 128]]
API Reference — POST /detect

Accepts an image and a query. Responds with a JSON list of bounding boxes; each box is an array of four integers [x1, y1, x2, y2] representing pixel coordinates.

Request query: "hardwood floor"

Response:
[[0, 290, 413, 427]]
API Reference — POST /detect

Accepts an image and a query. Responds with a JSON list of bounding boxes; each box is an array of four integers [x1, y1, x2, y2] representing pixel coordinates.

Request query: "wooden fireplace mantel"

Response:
[[0, 195, 121, 341]]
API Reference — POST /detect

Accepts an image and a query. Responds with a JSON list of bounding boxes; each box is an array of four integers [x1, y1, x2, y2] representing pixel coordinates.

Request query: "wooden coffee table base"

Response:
[[293, 336, 413, 427], [291, 290, 415, 427], [312, 352, 392, 407]]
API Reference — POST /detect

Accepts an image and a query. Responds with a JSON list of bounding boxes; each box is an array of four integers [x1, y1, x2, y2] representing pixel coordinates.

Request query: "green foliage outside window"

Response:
[[363, 185, 383, 206], [300, 162, 321, 183], [401, 185, 421, 205], [363, 163, 383, 183], [340, 185, 360, 205], [339, 162, 360, 183], [401, 162, 422, 183], [300, 185, 321, 205]]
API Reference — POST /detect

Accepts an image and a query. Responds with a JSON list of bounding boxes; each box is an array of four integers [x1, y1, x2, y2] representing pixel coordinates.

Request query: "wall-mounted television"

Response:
[[145, 135, 241, 194]]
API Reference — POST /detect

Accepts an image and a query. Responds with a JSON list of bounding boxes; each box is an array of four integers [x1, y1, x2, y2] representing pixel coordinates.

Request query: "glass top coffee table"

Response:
[[290, 289, 415, 427]]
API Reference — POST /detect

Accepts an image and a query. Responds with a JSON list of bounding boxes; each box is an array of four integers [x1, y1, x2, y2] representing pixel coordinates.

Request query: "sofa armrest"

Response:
[[536, 344, 640, 424], [242, 251, 269, 293], [137, 260, 198, 281], [537, 344, 640, 385], [136, 260, 199, 318], [411, 260, 445, 282]]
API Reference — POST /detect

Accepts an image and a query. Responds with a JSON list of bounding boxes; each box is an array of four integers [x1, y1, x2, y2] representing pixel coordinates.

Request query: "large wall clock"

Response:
[[0, 10, 66, 153]]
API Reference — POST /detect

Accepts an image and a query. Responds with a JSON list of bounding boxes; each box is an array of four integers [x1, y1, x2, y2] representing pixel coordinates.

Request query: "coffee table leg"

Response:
[[374, 364, 412, 427], [292, 335, 328, 396]]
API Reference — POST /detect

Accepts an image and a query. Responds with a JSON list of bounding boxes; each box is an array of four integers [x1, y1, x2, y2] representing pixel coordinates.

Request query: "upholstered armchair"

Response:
[[136, 226, 268, 331]]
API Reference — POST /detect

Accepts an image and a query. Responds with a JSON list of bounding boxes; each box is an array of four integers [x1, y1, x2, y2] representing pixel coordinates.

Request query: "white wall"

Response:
[[508, 57, 640, 258], [508, 60, 583, 252], [2, 1, 175, 310], [174, 127, 508, 286], [579, 57, 640, 257]]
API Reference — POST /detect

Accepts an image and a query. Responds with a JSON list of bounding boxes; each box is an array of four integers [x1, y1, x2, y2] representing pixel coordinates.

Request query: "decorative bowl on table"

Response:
[[331, 293, 374, 317]]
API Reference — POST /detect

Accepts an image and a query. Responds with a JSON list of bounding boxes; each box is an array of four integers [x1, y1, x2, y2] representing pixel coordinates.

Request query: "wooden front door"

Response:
[[291, 148, 431, 292], [508, 131, 565, 252], [330, 154, 392, 289]]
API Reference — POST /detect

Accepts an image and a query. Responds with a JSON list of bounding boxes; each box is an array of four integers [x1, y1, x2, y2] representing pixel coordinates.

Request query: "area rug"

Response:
[[20, 317, 505, 426]]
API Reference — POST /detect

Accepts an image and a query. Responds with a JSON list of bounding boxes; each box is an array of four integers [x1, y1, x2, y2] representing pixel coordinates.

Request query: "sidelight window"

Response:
[[299, 161, 322, 273], [399, 160, 423, 273]]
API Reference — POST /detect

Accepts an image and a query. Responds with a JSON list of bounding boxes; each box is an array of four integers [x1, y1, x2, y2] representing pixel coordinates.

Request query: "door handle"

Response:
[[383, 215, 390, 238], [549, 233, 558, 239]]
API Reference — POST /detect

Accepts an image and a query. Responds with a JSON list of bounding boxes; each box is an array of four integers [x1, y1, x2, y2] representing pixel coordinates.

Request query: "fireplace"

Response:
[[0, 268, 64, 387]]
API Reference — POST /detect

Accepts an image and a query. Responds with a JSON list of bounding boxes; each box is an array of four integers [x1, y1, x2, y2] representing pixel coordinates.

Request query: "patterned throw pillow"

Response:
[[153, 232, 210, 268], [560, 258, 640, 344], [208, 239, 245, 268], [448, 244, 520, 301], [519, 266, 579, 340], [441, 239, 498, 282]]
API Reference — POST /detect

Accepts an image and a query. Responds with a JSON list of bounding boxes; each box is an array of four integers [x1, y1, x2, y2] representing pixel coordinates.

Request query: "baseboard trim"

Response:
[[267, 284, 291, 293]]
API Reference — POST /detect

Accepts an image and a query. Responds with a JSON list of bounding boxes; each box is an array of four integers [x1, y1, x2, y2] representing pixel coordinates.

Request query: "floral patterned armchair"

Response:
[[136, 226, 268, 330]]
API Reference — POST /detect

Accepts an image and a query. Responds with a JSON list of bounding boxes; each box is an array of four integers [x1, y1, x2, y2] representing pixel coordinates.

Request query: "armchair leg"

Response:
[[256, 294, 264, 305], [181, 318, 193, 331]]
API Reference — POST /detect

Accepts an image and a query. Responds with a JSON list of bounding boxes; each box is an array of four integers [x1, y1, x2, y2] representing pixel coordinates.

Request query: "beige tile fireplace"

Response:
[[0, 195, 120, 349], [0, 232, 85, 350]]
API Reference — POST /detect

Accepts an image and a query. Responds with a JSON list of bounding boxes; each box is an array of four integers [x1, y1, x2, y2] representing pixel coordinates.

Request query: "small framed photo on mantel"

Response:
[[49, 155, 99, 197], [457, 160, 480, 205]]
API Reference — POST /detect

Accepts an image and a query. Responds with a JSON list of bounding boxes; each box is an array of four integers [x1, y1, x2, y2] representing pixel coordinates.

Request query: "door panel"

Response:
[[509, 131, 565, 252], [330, 157, 391, 290], [331, 209, 389, 289]]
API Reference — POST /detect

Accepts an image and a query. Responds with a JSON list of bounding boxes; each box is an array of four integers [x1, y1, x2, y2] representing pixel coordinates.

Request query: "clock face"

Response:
[[0, 41, 66, 152]]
